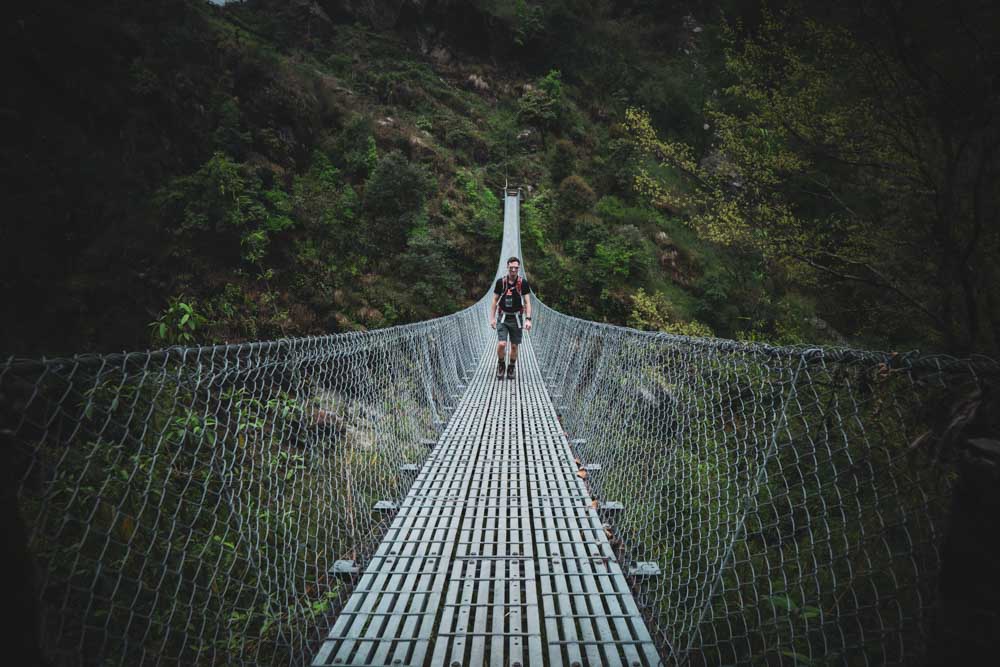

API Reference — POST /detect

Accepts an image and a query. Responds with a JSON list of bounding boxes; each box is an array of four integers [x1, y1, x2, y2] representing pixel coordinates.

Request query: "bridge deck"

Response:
[[313, 339, 661, 667]]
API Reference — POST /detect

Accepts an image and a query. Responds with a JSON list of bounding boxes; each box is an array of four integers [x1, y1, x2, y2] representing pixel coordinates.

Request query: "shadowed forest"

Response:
[[4, 0, 997, 358], [3, 2, 1000, 665]]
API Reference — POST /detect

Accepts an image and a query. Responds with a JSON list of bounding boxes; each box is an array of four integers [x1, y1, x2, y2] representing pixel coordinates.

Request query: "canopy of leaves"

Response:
[[624, 4, 1000, 355]]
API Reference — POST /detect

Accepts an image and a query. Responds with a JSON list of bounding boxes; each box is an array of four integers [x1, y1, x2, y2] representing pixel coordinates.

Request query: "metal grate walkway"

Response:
[[313, 338, 662, 667]]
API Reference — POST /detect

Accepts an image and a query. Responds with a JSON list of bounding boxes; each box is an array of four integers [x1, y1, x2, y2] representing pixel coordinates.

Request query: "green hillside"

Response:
[[4, 0, 997, 356]]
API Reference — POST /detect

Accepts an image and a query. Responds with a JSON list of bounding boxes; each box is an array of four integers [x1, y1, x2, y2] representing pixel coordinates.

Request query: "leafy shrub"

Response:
[[485, 107, 522, 164], [149, 297, 205, 345], [362, 151, 435, 251], [594, 195, 664, 229], [518, 70, 565, 144], [594, 129, 641, 196], [391, 233, 463, 320], [512, 0, 545, 46], [292, 151, 357, 232], [212, 97, 250, 157], [454, 168, 501, 238], [557, 174, 596, 219], [773, 293, 825, 345], [564, 214, 609, 259], [634, 60, 705, 141], [157, 152, 294, 264], [548, 139, 577, 186], [520, 190, 551, 251], [628, 288, 714, 336], [331, 116, 377, 178], [591, 224, 651, 281]]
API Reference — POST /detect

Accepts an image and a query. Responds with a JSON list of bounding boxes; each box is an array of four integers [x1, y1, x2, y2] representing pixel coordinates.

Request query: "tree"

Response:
[[157, 153, 294, 265], [548, 139, 577, 186], [625, 3, 1000, 354], [628, 288, 714, 337], [362, 151, 435, 252], [518, 70, 565, 147], [331, 115, 377, 179], [557, 175, 596, 219]]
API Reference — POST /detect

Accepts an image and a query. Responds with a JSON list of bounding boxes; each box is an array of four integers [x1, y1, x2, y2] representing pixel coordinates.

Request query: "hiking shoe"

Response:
[[496, 360, 506, 380], [506, 363, 516, 380]]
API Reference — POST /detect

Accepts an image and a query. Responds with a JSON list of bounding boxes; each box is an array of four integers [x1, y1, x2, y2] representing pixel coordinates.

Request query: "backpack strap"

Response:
[[501, 276, 523, 296], [499, 276, 526, 318]]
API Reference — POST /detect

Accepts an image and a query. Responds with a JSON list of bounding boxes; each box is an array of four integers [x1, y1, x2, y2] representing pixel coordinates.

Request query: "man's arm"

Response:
[[523, 294, 532, 330], [489, 293, 499, 328]]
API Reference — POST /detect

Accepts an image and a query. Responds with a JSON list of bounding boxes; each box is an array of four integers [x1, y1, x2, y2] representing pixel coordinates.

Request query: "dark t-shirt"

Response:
[[494, 276, 532, 313]]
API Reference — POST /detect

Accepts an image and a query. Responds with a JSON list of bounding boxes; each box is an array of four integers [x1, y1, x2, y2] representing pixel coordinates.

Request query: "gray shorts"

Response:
[[497, 315, 523, 345]]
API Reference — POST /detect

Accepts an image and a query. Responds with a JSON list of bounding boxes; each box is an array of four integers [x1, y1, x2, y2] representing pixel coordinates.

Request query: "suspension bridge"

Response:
[[3, 190, 994, 666]]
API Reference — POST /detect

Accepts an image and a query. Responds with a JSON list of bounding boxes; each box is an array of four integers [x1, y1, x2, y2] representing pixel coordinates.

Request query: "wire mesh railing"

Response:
[[5, 184, 995, 665], [531, 301, 997, 665], [2, 301, 492, 666]]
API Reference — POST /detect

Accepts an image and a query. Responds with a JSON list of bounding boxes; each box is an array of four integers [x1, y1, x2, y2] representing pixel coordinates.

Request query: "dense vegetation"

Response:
[[5, 4, 998, 665], [4, 0, 997, 357]]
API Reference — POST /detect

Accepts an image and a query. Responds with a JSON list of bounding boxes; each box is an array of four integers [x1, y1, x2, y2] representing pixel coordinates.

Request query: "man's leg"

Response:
[[496, 333, 507, 379], [506, 343, 519, 379]]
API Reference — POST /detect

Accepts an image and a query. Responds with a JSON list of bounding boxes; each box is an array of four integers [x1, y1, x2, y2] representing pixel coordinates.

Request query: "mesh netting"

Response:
[[2, 303, 491, 666], [531, 303, 996, 665], [4, 186, 995, 665]]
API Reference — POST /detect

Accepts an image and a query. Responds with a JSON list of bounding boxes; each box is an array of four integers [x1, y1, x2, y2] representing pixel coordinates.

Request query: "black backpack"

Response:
[[500, 275, 524, 312]]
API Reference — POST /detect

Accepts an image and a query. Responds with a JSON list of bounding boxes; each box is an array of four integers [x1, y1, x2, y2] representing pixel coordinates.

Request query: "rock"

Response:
[[637, 386, 658, 404], [659, 249, 679, 270], [358, 306, 383, 323], [429, 46, 451, 64], [309, 388, 388, 448], [808, 316, 846, 343], [334, 312, 353, 329], [700, 148, 742, 190], [466, 74, 490, 92], [514, 128, 541, 150], [654, 231, 672, 248], [408, 134, 435, 159]]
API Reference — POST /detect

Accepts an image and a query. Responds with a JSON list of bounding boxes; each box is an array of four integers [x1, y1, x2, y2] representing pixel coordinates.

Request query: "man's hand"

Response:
[[489, 316, 496, 329], [525, 319, 533, 332]]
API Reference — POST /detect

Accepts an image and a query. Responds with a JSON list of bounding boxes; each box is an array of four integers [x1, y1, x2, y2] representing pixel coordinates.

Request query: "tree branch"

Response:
[[793, 250, 946, 331]]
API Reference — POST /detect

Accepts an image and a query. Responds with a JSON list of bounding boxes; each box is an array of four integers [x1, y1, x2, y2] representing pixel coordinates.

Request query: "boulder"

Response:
[[466, 74, 490, 92], [408, 134, 436, 159]]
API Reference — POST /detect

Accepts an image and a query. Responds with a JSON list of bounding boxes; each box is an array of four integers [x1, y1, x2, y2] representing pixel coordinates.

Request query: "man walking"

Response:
[[490, 256, 532, 380]]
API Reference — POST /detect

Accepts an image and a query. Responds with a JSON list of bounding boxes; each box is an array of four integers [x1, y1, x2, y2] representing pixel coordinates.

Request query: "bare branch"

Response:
[[793, 251, 946, 330]]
